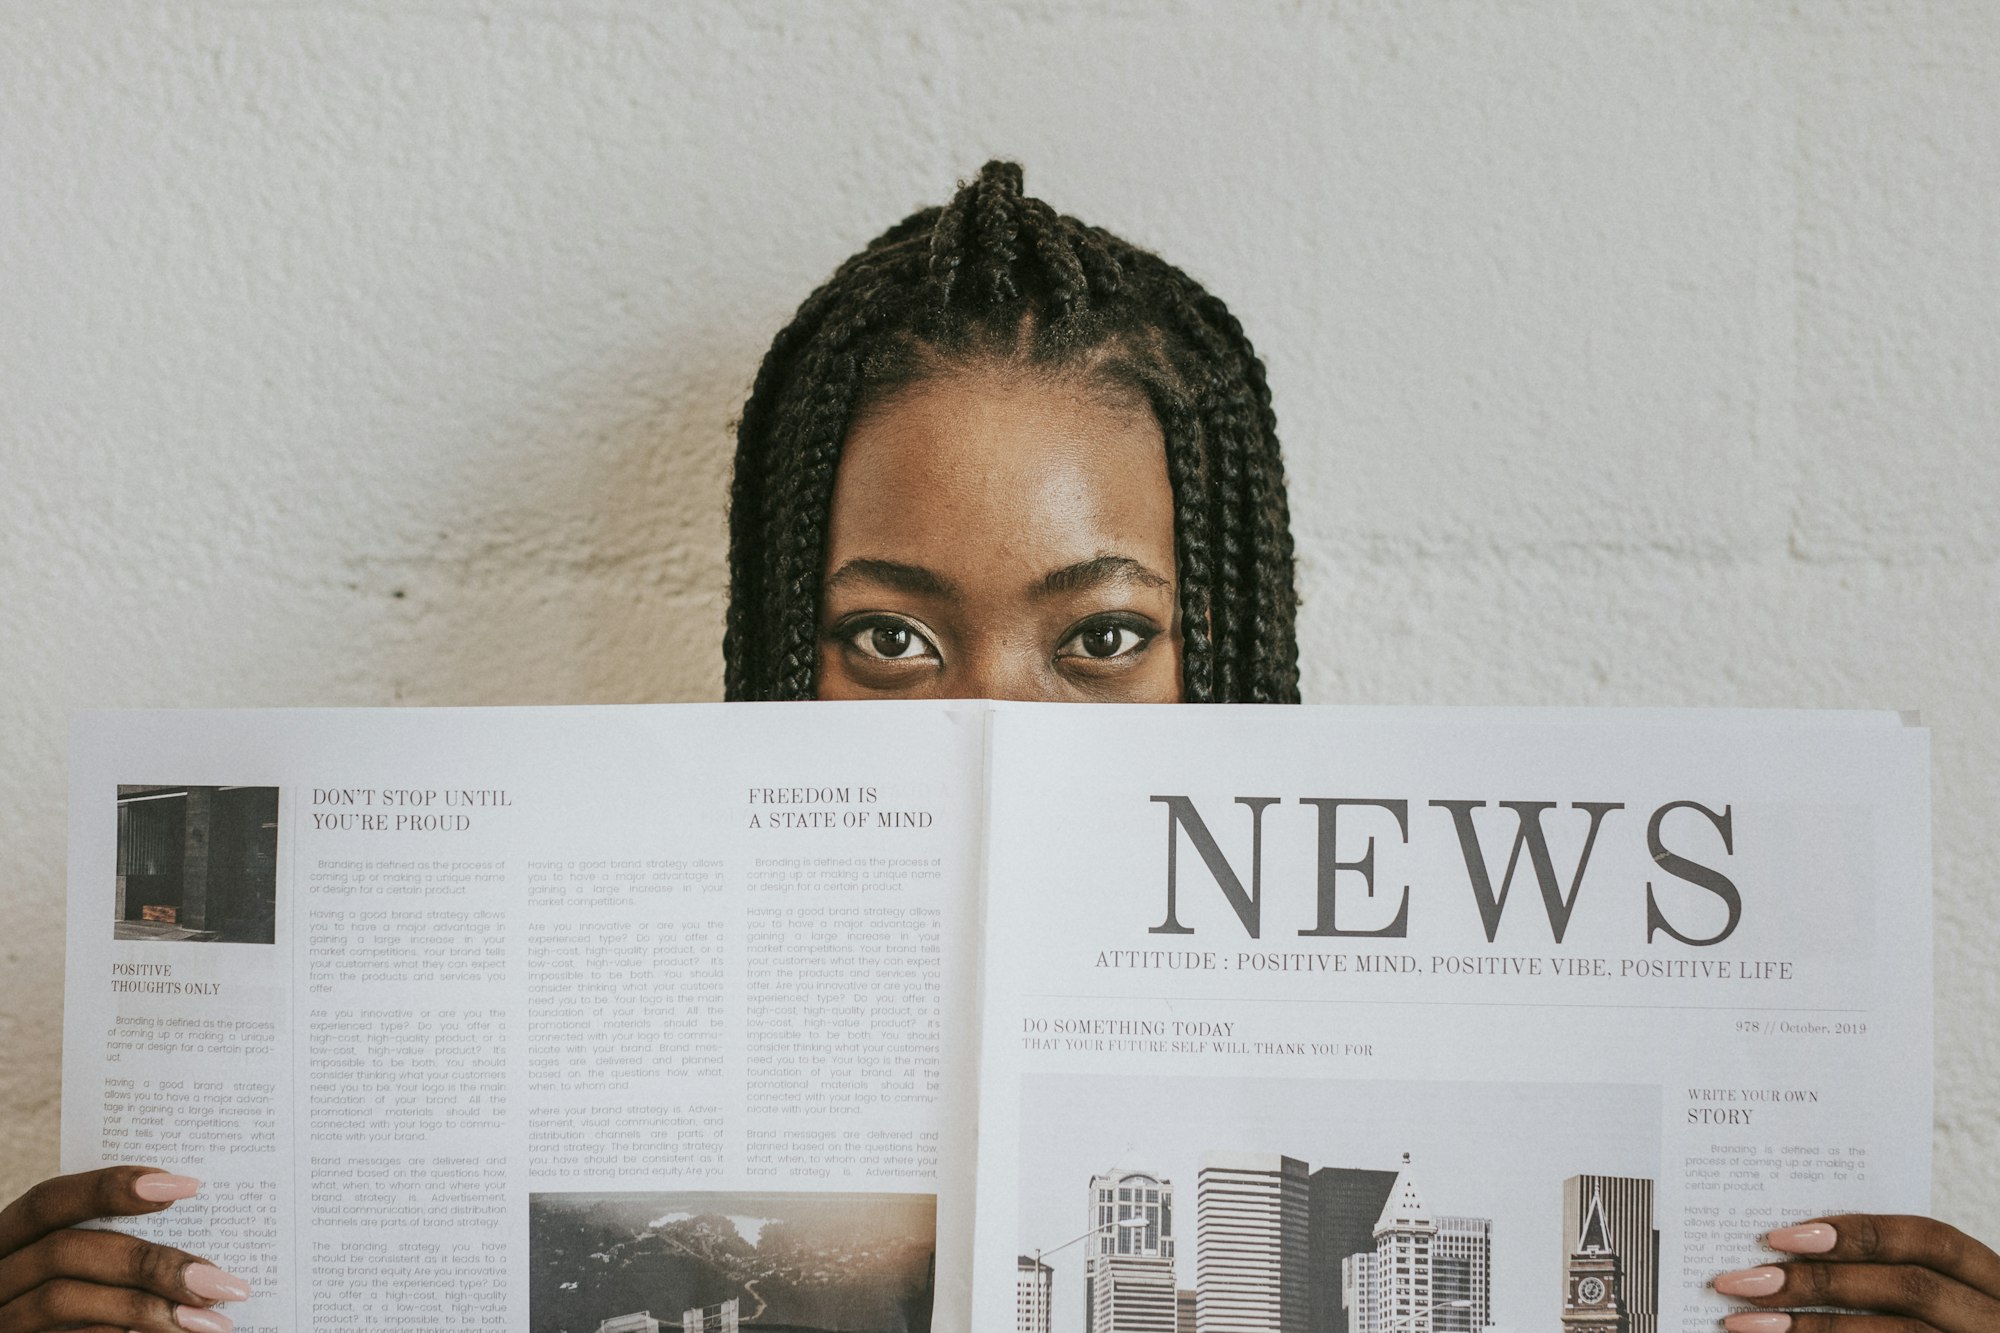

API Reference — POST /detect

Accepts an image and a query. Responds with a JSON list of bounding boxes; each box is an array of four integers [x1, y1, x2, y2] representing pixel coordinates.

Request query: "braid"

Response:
[[1153, 391, 1216, 703], [1075, 223, 1127, 299], [767, 344, 859, 700], [1015, 197, 1089, 322], [726, 160, 1300, 703], [1129, 253, 1251, 701], [1193, 285, 1300, 703], [970, 161, 1026, 308], [924, 190, 973, 313]]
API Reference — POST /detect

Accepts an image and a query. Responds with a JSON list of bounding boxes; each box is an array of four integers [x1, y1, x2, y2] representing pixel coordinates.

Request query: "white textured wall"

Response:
[[3, 1, 1995, 1234]]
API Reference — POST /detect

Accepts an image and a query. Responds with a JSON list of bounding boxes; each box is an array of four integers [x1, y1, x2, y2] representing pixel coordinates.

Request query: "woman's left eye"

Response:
[[1059, 621, 1154, 660], [842, 619, 937, 661]]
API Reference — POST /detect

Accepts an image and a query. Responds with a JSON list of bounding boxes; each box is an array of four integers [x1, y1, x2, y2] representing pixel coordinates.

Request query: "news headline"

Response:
[[309, 788, 513, 832]]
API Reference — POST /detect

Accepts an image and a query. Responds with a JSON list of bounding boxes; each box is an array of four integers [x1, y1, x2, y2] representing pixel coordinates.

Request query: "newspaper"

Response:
[[63, 704, 1930, 1333]]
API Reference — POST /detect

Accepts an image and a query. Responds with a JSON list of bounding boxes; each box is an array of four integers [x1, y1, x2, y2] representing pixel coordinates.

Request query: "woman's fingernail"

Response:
[[1722, 1314, 1792, 1333], [1713, 1265, 1788, 1297], [175, 1304, 234, 1333], [132, 1173, 202, 1202], [1767, 1222, 1838, 1254], [183, 1263, 253, 1302]]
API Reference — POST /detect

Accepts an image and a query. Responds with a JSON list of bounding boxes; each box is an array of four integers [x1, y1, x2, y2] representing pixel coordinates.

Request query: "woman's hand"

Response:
[[0, 1166, 251, 1332], [1715, 1214, 2000, 1332]]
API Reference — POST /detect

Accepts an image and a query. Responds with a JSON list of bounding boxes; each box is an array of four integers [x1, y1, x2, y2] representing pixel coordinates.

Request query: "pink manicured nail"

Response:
[[183, 1263, 252, 1302], [1767, 1222, 1838, 1254], [1713, 1266, 1787, 1297], [132, 1173, 201, 1202], [1722, 1314, 1792, 1333], [174, 1304, 233, 1333]]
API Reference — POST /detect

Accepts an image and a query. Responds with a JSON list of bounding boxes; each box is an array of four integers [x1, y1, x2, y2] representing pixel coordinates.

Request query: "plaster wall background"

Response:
[[2, 1, 1995, 1233]]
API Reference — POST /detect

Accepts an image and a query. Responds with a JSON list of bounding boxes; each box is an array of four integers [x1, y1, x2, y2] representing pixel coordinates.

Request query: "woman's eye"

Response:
[[845, 620, 935, 661], [1061, 621, 1153, 660], [870, 625, 917, 658]]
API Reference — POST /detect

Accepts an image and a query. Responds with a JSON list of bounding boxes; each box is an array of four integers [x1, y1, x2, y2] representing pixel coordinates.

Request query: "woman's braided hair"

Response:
[[724, 161, 1301, 704]]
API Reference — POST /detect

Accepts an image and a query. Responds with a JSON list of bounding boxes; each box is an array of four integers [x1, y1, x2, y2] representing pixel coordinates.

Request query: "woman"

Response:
[[1, 162, 1991, 1333], [721, 159, 1297, 707]]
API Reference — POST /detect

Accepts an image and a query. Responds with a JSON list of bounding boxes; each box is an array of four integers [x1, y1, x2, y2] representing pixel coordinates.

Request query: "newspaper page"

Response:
[[64, 702, 989, 1333], [970, 705, 1931, 1333]]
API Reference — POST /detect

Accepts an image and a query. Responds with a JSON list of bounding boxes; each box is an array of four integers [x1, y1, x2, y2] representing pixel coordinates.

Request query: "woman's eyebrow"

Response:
[[1040, 554, 1171, 595], [824, 558, 958, 597]]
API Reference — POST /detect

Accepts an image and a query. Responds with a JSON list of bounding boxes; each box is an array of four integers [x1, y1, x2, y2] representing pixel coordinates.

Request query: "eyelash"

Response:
[[830, 613, 1161, 668], [836, 615, 939, 663], [1056, 614, 1158, 663]]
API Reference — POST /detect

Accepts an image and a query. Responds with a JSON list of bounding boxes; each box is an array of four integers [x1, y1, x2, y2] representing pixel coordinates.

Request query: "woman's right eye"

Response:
[[844, 619, 937, 662]]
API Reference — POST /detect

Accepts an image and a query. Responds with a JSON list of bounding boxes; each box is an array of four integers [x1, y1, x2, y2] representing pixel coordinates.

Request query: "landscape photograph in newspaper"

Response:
[[528, 1190, 936, 1333]]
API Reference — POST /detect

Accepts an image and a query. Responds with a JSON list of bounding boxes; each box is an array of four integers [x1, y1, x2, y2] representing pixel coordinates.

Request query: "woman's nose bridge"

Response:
[[954, 638, 1059, 702]]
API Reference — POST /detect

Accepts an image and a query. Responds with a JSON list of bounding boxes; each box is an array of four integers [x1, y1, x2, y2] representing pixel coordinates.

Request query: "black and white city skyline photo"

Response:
[[1016, 1075, 1659, 1332]]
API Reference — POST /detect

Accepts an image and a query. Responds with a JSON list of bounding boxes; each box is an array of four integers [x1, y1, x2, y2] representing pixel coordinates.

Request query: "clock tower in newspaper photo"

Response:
[[1560, 1190, 1629, 1333]]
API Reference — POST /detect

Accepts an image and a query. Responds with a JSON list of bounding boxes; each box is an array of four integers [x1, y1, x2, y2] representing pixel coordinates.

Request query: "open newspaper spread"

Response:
[[63, 704, 1930, 1333]]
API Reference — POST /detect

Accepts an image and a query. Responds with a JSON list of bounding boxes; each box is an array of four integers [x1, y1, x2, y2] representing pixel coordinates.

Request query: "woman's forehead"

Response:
[[826, 369, 1175, 580]]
